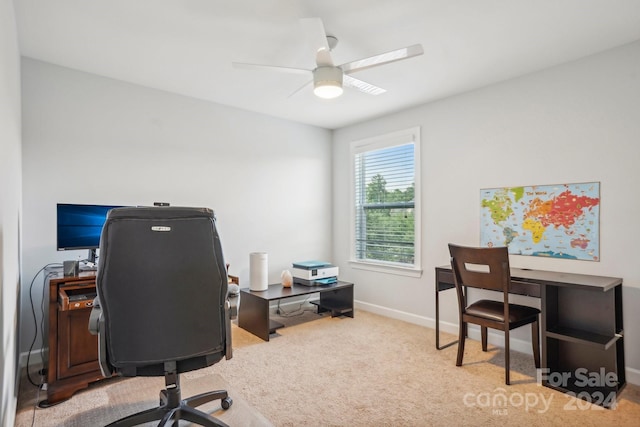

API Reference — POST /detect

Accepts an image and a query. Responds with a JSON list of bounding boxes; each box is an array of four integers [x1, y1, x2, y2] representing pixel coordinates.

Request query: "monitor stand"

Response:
[[80, 249, 98, 271], [87, 248, 97, 264]]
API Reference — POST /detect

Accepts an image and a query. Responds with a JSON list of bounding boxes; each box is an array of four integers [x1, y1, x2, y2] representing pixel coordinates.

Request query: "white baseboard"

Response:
[[626, 366, 640, 387], [19, 349, 47, 370], [354, 300, 435, 328], [354, 300, 640, 387]]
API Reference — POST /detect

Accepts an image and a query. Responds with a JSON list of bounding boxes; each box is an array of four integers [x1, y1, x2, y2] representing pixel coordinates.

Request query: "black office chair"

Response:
[[448, 244, 540, 385], [89, 206, 233, 426]]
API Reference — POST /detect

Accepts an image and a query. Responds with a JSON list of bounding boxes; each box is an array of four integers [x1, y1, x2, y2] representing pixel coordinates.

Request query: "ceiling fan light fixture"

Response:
[[314, 82, 343, 99], [313, 66, 343, 99]]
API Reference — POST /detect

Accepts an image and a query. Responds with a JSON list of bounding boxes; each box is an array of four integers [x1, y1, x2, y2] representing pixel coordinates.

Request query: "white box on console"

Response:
[[291, 265, 339, 280]]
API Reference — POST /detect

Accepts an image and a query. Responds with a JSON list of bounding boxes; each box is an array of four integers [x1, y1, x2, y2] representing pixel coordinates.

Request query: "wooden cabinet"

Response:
[[40, 273, 104, 407]]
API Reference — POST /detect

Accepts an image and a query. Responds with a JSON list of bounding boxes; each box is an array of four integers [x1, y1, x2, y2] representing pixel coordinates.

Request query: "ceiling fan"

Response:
[[232, 18, 424, 99]]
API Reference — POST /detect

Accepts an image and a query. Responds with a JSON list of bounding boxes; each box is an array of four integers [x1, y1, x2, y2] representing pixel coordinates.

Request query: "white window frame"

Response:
[[349, 127, 422, 277]]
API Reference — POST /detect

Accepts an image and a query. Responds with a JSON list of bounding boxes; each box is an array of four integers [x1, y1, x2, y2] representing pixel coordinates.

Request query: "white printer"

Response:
[[291, 260, 339, 286]]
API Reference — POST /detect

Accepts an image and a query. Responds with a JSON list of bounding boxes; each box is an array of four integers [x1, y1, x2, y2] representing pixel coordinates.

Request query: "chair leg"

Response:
[[184, 389, 229, 409], [504, 329, 510, 385], [106, 373, 232, 427], [179, 405, 230, 427], [481, 327, 488, 351], [157, 408, 180, 427], [456, 321, 466, 366], [531, 319, 541, 369], [106, 405, 167, 426]]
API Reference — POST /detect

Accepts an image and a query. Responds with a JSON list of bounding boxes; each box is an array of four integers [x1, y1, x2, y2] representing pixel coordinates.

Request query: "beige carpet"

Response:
[[15, 309, 640, 426], [15, 370, 271, 426]]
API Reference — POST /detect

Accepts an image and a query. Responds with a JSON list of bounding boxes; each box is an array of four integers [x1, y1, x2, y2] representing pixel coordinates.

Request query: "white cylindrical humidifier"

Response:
[[249, 252, 268, 291]]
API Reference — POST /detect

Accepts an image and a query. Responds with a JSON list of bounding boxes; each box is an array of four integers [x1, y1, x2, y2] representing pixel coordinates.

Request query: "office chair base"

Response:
[[106, 376, 232, 427]]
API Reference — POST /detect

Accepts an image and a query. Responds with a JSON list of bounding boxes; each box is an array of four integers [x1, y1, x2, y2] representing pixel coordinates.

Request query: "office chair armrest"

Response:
[[88, 297, 102, 335], [228, 293, 238, 319], [224, 299, 233, 360], [88, 297, 114, 378]]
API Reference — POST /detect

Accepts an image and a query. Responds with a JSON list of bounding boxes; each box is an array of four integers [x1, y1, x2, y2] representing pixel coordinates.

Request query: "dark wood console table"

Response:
[[435, 266, 625, 407], [238, 281, 354, 341], [41, 272, 104, 407]]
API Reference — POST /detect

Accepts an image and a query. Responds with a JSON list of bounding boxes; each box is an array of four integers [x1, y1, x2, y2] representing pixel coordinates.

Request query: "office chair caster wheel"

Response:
[[221, 397, 233, 410]]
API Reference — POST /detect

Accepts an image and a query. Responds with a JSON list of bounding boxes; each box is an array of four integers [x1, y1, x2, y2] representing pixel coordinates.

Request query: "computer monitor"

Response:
[[56, 203, 124, 263]]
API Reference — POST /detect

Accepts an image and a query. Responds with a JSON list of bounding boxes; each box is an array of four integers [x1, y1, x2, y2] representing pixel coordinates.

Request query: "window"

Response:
[[351, 127, 421, 275]]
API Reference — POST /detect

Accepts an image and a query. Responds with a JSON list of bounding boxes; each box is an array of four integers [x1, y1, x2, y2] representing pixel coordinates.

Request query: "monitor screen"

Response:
[[56, 203, 124, 251]]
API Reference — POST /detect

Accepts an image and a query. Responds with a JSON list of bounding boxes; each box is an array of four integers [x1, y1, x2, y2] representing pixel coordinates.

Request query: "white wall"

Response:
[[20, 58, 333, 359], [0, 0, 22, 425], [333, 41, 640, 383]]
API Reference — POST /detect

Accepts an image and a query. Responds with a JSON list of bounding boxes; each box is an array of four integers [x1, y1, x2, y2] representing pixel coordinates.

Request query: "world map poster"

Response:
[[480, 182, 600, 261]]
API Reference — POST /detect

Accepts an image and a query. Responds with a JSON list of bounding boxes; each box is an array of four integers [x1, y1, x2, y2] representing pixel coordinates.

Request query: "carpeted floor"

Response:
[[15, 308, 640, 426], [16, 368, 271, 426]]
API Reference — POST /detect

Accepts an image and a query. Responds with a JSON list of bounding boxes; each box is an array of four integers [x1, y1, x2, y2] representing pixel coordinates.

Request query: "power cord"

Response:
[[275, 296, 314, 317], [31, 368, 46, 426], [26, 263, 62, 387]]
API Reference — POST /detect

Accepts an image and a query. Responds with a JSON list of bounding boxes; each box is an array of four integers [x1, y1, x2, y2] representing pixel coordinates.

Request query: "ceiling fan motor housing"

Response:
[[314, 66, 343, 85]]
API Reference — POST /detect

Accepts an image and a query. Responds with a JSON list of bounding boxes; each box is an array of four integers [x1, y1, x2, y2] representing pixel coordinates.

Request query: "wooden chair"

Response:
[[448, 244, 540, 385]]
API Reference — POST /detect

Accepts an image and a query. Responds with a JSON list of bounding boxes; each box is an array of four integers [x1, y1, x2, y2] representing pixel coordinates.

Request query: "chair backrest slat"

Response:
[[448, 244, 510, 297]]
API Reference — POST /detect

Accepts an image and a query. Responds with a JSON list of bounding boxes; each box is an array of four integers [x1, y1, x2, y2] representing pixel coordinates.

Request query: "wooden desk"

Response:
[[41, 272, 104, 407], [238, 281, 354, 341], [435, 266, 625, 407]]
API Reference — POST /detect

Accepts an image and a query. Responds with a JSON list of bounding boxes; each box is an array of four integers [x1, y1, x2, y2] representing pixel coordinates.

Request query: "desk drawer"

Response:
[[510, 280, 540, 297], [436, 269, 455, 291], [59, 287, 97, 311], [436, 268, 539, 297]]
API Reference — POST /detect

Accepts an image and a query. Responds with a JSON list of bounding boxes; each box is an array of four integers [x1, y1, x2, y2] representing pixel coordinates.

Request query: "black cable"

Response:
[[39, 272, 54, 374], [276, 296, 313, 317], [30, 270, 56, 422], [26, 263, 62, 387], [31, 372, 44, 425]]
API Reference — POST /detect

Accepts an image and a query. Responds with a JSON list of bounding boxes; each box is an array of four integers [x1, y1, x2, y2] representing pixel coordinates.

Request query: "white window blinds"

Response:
[[353, 128, 419, 267]]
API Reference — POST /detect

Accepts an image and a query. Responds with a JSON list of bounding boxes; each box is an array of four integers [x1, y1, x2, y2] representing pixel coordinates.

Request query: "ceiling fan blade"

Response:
[[340, 44, 424, 74], [300, 17, 334, 67], [288, 79, 313, 98], [343, 75, 386, 96], [232, 62, 311, 75]]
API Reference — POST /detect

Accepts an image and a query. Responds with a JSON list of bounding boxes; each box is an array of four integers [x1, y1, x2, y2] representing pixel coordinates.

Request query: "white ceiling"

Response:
[[14, 0, 640, 129]]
